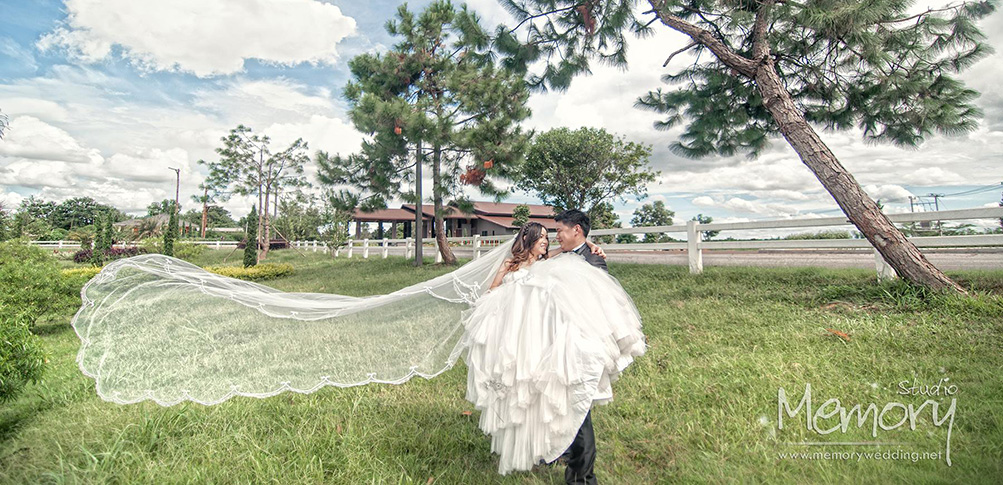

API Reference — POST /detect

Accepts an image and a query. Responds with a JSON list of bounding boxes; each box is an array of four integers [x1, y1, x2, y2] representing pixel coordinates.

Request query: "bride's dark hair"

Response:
[[509, 222, 548, 269]]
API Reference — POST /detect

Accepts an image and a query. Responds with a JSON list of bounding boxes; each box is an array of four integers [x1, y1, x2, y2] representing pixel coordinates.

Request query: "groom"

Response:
[[553, 209, 605, 485]]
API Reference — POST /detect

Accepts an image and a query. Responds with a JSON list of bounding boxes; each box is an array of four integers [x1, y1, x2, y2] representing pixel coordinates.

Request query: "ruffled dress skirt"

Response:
[[458, 253, 646, 474]]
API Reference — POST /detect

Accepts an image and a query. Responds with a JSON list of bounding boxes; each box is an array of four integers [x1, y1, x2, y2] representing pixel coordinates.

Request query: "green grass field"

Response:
[[2, 249, 1002, 484]]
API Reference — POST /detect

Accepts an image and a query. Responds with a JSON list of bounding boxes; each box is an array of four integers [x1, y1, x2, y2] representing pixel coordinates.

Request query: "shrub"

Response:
[[173, 241, 205, 262], [62, 267, 103, 279], [783, 230, 852, 240], [0, 306, 46, 403], [204, 263, 294, 281], [0, 240, 64, 326], [73, 247, 146, 264]]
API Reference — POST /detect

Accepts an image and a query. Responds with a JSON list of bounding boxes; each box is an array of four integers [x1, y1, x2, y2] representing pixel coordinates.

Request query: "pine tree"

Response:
[[497, 0, 997, 292], [163, 202, 178, 257], [317, 1, 532, 265], [104, 214, 114, 249], [89, 213, 104, 267], [244, 205, 259, 268], [512, 204, 531, 228]]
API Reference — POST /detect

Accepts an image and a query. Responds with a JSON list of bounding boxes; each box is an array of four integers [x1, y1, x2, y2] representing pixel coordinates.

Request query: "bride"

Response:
[[71, 217, 646, 476], [460, 221, 646, 475]]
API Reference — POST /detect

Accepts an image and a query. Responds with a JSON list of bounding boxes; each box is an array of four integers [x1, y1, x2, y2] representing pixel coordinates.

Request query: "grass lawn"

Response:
[[2, 249, 1002, 484]]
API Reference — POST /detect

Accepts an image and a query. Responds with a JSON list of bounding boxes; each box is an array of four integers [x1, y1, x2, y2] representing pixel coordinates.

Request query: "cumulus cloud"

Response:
[[862, 184, 915, 203], [37, 0, 357, 77], [0, 116, 100, 163]]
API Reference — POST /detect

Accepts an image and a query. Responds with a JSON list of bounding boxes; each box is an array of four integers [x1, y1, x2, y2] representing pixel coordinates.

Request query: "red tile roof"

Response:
[[472, 202, 556, 217], [352, 208, 426, 222], [478, 215, 561, 230]]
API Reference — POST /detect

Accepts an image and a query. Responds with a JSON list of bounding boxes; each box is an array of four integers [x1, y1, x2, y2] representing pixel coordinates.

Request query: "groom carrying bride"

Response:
[[551, 209, 607, 485]]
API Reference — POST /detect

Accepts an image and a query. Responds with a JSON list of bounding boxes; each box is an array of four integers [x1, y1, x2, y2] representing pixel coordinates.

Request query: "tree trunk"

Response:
[[414, 139, 424, 266], [262, 175, 272, 260], [200, 186, 208, 238], [754, 58, 965, 292], [432, 143, 457, 264], [257, 151, 265, 259]]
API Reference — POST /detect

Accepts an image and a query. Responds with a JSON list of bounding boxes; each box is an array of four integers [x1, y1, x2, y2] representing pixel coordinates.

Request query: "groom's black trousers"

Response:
[[565, 410, 598, 485]]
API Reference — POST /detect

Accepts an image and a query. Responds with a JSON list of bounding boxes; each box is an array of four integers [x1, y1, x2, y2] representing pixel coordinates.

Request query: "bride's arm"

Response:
[[489, 259, 514, 290], [544, 240, 607, 259], [585, 239, 607, 259]]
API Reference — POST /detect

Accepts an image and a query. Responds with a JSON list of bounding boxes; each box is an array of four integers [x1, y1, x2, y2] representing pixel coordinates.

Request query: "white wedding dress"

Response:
[[459, 252, 646, 475]]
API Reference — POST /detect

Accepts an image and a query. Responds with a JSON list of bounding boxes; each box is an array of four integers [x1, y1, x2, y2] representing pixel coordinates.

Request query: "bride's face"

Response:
[[530, 229, 550, 258]]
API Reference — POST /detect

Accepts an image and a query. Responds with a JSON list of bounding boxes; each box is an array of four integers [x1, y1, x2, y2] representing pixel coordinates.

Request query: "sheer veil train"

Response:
[[72, 239, 515, 406]]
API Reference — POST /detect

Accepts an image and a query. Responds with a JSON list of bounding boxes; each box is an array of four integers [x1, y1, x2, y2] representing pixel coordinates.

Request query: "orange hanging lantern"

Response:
[[483, 160, 494, 169], [394, 125, 402, 135]]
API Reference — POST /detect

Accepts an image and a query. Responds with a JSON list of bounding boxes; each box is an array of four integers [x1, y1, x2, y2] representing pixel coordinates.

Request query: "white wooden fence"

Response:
[[29, 207, 1003, 279]]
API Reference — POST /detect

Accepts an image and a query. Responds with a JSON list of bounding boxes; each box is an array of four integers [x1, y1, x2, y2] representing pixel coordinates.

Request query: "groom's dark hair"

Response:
[[554, 209, 591, 237]]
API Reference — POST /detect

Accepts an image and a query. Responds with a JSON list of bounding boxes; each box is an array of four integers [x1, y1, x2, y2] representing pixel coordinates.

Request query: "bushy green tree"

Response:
[[244, 205, 259, 268], [519, 127, 658, 214], [497, 0, 996, 292], [631, 200, 675, 243], [692, 214, 719, 240], [0, 240, 64, 326], [0, 306, 46, 403]]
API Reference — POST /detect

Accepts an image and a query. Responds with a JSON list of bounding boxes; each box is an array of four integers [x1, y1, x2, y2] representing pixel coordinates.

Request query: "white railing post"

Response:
[[435, 239, 443, 263], [363, 239, 370, 259], [312, 240, 318, 253], [322, 242, 328, 254], [382, 238, 389, 259], [686, 220, 703, 274], [335, 242, 341, 257], [58, 240, 63, 250], [347, 239, 354, 258], [473, 235, 481, 260], [406, 240, 413, 259], [874, 249, 897, 281]]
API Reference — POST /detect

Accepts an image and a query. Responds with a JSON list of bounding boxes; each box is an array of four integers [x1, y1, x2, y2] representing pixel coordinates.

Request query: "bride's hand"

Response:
[[586, 240, 607, 259]]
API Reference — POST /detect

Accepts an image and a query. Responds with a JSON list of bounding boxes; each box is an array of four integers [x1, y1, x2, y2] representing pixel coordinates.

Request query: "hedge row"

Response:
[[204, 263, 295, 281]]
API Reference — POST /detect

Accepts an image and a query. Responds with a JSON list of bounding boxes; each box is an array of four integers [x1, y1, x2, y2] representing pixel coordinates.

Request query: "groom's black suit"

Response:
[[560, 243, 606, 485]]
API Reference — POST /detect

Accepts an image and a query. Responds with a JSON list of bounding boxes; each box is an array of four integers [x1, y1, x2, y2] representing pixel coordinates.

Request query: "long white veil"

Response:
[[71, 239, 515, 406]]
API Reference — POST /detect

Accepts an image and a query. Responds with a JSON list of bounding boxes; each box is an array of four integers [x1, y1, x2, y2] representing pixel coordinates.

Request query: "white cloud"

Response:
[[0, 116, 100, 163], [862, 184, 914, 203], [38, 0, 357, 77]]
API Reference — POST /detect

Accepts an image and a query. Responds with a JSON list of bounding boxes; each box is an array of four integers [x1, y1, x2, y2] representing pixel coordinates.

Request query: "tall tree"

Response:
[[317, 0, 532, 265], [163, 202, 178, 257], [631, 200, 675, 242], [497, 0, 996, 292], [512, 204, 531, 227], [519, 127, 659, 214], [147, 199, 176, 217], [244, 205, 259, 268], [207, 126, 310, 260], [691, 213, 719, 240]]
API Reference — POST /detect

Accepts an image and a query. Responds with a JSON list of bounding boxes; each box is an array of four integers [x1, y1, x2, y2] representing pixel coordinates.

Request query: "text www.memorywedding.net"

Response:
[[778, 450, 944, 462], [774, 379, 957, 465]]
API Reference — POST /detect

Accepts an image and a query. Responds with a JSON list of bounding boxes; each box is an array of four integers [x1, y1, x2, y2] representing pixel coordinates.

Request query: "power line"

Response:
[[939, 182, 1002, 197]]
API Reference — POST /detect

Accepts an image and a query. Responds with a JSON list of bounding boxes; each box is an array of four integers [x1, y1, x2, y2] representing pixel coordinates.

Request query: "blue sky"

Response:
[[1, 0, 1001, 234]]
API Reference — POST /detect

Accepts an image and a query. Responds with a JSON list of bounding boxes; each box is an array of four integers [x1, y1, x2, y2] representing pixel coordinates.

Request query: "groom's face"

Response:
[[555, 221, 582, 251]]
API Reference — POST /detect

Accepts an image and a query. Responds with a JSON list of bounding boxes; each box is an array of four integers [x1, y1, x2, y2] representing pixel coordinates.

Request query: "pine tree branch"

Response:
[[647, 0, 757, 77], [507, 5, 579, 34], [878, 3, 967, 25], [663, 41, 697, 67]]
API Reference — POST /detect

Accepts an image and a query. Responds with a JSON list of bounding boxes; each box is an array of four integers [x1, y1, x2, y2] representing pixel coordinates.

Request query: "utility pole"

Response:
[[168, 167, 180, 214], [908, 196, 914, 213], [927, 193, 944, 235]]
